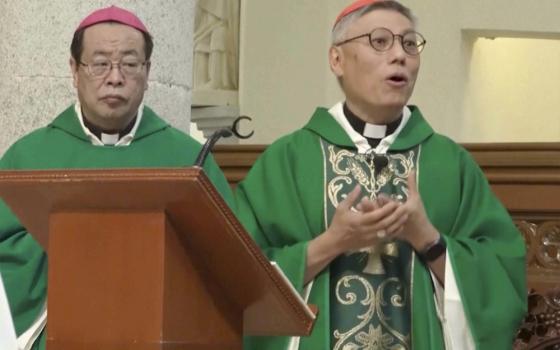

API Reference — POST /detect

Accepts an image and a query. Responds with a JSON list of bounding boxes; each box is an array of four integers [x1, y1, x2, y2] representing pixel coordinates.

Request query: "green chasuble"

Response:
[[0, 105, 234, 350], [325, 139, 419, 349], [236, 106, 526, 350]]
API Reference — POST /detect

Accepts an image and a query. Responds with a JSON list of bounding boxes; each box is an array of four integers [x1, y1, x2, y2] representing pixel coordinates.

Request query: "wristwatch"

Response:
[[419, 235, 446, 262]]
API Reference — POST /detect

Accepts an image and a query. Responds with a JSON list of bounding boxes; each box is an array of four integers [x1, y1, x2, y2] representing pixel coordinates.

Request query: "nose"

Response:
[[105, 63, 124, 86], [388, 37, 407, 64]]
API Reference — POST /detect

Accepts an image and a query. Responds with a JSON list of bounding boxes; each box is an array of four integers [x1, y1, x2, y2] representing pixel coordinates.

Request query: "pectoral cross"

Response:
[[357, 241, 399, 275]]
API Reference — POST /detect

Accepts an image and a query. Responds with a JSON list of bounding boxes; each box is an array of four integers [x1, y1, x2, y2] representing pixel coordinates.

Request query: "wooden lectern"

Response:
[[0, 168, 316, 350]]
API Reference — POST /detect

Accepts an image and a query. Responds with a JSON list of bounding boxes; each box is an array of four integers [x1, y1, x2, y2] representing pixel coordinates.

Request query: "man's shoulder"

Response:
[[0, 116, 69, 169], [265, 107, 332, 151], [244, 124, 325, 183], [260, 125, 320, 158], [426, 131, 459, 148], [15, 104, 73, 134], [407, 106, 463, 150], [420, 131, 480, 172], [139, 106, 202, 146], [3, 127, 49, 156], [2, 112, 70, 158], [10, 105, 76, 141], [151, 123, 203, 150]]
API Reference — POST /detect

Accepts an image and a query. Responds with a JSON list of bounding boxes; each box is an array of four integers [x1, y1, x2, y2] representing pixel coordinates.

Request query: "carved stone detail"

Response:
[[514, 289, 560, 349], [536, 222, 560, 270], [192, 0, 239, 108], [518, 220, 538, 268], [515, 219, 560, 349], [516, 220, 560, 271]]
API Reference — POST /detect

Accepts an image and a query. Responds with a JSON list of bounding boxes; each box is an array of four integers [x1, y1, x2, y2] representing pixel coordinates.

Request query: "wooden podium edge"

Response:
[[195, 168, 316, 333]]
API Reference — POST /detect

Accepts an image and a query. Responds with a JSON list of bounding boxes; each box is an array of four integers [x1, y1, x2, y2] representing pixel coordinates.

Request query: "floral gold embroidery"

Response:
[[333, 276, 410, 350], [322, 141, 419, 350]]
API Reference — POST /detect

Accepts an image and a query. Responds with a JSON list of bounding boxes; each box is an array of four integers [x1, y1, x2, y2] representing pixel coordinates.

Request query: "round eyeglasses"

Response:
[[79, 59, 148, 77], [336, 27, 427, 56]]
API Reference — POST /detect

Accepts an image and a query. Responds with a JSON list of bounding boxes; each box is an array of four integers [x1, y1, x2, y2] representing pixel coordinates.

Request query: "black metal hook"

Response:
[[231, 116, 254, 139]]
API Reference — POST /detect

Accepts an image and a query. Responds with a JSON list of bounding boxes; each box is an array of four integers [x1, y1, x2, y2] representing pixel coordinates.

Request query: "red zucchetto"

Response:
[[75, 5, 149, 35], [334, 0, 383, 27]]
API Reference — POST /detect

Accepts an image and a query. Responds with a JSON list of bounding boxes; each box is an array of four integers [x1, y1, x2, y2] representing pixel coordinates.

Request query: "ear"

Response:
[[144, 61, 151, 90], [69, 58, 79, 89], [329, 45, 345, 78]]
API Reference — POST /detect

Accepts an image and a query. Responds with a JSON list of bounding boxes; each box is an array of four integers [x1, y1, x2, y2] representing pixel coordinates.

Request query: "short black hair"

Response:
[[70, 22, 154, 63]]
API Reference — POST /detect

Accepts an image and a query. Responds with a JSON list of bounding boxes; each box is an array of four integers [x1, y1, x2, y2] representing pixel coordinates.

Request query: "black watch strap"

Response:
[[419, 235, 446, 262]]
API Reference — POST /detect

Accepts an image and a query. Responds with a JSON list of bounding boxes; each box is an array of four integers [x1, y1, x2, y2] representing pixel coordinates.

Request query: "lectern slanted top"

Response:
[[0, 167, 316, 350]]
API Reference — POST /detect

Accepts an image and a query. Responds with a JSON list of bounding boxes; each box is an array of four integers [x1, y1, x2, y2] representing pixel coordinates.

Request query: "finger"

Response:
[[338, 185, 361, 210], [363, 200, 408, 232], [359, 196, 378, 212], [360, 200, 401, 226], [370, 206, 407, 234], [386, 213, 408, 235], [356, 196, 368, 211], [356, 202, 363, 211], [376, 193, 389, 207], [391, 225, 405, 238], [376, 193, 391, 207]]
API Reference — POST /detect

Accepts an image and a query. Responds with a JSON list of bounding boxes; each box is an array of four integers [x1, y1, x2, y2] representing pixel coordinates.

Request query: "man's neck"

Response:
[[344, 100, 403, 125], [343, 103, 402, 147], [82, 114, 137, 140]]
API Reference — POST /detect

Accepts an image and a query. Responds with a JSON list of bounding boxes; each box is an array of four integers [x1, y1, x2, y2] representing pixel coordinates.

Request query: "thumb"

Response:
[[338, 185, 361, 210]]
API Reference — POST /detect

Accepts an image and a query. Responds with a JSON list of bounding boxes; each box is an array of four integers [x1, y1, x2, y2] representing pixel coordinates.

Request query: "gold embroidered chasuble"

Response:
[[323, 140, 419, 350]]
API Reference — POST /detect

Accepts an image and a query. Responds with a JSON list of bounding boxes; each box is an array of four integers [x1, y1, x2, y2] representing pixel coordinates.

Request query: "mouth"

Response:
[[100, 95, 126, 105], [386, 73, 409, 86]]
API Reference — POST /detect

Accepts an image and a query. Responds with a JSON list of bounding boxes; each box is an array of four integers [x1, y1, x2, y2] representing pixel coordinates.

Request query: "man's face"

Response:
[[70, 23, 150, 131], [330, 9, 420, 118]]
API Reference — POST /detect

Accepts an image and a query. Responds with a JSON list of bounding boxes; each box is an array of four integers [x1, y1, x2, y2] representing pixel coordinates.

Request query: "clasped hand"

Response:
[[325, 171, 438, 254]]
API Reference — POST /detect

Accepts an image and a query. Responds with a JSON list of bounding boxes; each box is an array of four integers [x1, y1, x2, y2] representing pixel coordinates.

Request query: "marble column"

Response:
[[0, 0, 195, 154]]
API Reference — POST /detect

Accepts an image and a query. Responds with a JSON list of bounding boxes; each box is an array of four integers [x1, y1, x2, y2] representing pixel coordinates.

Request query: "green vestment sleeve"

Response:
[[0, 157, 48, 340], [235, 133, 332, 350], [392, 113, 527, 349], [435, 148, 526, 348], [235, 136, 321, 293]]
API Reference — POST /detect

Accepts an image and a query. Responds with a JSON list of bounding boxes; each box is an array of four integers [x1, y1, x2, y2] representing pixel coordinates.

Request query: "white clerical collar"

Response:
[[100, 133, 120, 145], [328, 102, 411, 154], [74, 101, 144, 146], [363, 123, 387, 139]]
